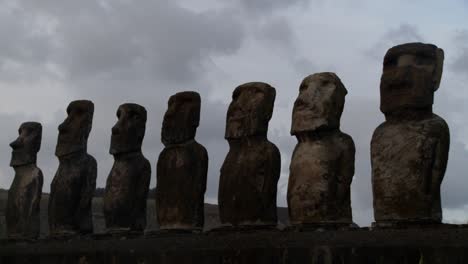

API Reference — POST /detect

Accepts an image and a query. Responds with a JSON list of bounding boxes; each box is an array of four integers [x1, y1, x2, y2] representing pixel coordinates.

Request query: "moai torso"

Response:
[[371, 43, 449, 224], [49, 153, 97, 234], [218, 82, 281, 227], [6, 122, 43, 239], [103, 103, 151, 232], [219, 139, 280, 225], [288, 131, 354, 224], [372, 113, 449, 222], [287, 73, 355, 225], [156, 92, 208, 230], [48, 100, 97, 236]]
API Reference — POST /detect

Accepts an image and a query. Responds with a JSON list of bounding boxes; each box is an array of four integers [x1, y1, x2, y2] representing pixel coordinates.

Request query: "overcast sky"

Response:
[[1, 0, 468, 226]]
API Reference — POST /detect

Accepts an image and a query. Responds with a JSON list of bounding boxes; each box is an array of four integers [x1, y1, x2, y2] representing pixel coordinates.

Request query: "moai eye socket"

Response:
[[232, 88, 242, 101], [299, 83, 307, 92], [321, 80, 331, 86]]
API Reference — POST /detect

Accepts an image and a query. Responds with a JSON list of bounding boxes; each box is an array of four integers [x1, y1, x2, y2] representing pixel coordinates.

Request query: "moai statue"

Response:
[[48, 100, 97, 236], [6, 122, 43, 239], [371, 43, 449, 226], [218, 82, 281, 228], [156, 92, 208, 231], [103, 103, 151, 233], [287, 72, 355, 227]]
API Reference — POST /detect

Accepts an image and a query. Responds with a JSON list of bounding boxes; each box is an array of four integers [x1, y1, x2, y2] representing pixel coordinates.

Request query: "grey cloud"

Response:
[[236, 0, 309, 15], [23, 0, 245, 83], [0, 5, 59, 82], [366, 23, 424, 61], [196, 100, 229, 202], [341, 97, 382, 225], [450, 31, 468, 78], [257, 17, 294, 50], [250, 16, 317, 81], [434, 88, 468, 212]]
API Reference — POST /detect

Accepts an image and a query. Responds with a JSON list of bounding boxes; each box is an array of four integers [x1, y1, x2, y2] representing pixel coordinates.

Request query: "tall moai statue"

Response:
[[218, 82, 281, 227], [156, 91, 208, 231], [6, 122, 43, 239], [103, 103, 151, 233], [48, 100, 97, 236], [287, 73, 355, 227], [371, 43, 449, 225]]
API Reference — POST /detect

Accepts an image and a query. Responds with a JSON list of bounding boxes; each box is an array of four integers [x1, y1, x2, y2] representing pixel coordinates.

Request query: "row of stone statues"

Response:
[[4, 42, 450, 239]]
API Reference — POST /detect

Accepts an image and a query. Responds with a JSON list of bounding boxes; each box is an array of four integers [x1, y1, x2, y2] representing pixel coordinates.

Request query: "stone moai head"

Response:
[[55, 100, 94, 157], [110, 103, 147, 155], [161, 91, 201, 146], [10, 122, 42, 167], [291, 72, 347, 135], [380, 42, 444, 115], [225, 82, 276, 139]]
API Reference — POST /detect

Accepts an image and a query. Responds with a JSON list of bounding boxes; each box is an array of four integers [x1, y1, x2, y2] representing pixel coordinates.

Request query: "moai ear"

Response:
[[264, 87, 276, 122], [31, 122, 43, 153], [433, 48, 444, 91]]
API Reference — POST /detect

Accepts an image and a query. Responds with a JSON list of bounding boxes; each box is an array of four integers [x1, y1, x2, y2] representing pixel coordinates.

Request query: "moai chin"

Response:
[[218, 82, 281, 228], [6, 122, 43, 239], [156, 91, 208, 231], [287, 72, 355, 227], [103, 103, 151, 233], [48, 100, 97, 236], [371, 43, 449, 226]]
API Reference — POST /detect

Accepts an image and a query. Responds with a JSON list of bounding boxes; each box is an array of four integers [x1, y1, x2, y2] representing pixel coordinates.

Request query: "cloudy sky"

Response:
[[1, 0, 468, 226]]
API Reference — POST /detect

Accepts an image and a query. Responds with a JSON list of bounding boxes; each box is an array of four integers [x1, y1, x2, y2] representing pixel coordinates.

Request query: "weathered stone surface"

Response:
[[371, 43, 449, 224], [291, 72, 348, 134], [103, 103, 151, 233], [6, 122, 43, 239], [48, 101, 97, 236], [156, 91, 208, 230], [288, 73, 355, 225], [218, 82, 280, 227], [379, 43, 444, 115]]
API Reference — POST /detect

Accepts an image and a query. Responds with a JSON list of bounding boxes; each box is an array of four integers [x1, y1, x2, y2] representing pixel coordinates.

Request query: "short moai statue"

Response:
[[371, 43, 449, 226], [287, 72, 355, 227], [48, 100, 97, 236], [218, 82, 281, 228], [103, 103, 151, 233], [6, 122, 43, 239], [156, 91, 208, 231]]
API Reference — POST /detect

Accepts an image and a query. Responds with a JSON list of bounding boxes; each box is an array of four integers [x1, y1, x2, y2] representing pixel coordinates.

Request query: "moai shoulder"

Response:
[[218, 82, 281, 228], [287, 72, 355, 227], [103, 103, 151, 234], [6, 122, 43, 239], [371, 43, 449, 225], [156, 91, 208, 231], [48, 100, 97, 237]]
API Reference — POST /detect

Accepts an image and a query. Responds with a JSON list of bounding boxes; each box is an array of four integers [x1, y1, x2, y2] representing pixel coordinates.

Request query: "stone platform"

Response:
[[1, 226, 468, 263]]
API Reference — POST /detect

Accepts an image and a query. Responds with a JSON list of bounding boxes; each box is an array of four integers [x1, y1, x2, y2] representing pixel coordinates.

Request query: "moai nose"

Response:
[[112, 124, 120, 135], [58, 119, 70, 133], [9, 138, 21, 149]]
